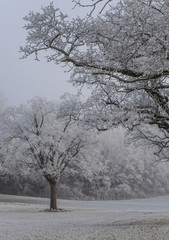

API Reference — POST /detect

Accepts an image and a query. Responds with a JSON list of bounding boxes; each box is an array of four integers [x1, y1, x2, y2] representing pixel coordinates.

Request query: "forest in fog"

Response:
[[1, 128, 169, 200], [1, 110, 169, 200]]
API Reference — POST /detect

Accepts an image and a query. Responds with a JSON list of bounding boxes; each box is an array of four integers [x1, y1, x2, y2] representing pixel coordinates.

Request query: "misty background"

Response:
[[0, 0, 91, 106]]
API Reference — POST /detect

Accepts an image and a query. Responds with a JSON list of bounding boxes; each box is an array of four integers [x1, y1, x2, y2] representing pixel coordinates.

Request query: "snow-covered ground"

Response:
[[0, 194, 169, 240]]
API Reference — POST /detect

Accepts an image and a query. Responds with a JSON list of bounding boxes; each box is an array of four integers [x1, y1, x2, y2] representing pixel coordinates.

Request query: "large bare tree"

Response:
[[21, 0, 169, 159]]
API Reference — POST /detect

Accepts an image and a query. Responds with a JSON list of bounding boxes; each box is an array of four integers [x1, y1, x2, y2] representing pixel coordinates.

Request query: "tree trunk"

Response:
[[50, 181, 57, 210]]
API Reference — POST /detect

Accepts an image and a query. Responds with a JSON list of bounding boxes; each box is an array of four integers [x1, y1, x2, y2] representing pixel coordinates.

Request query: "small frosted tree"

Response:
[[0, 95, 90, 209]]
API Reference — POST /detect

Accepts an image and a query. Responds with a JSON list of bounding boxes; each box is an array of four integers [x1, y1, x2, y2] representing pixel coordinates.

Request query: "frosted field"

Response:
[[1, 195, 169, 239]]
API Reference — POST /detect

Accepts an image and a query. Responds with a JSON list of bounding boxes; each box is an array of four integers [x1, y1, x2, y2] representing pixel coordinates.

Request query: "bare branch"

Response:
[[72, 0, 113, 15]]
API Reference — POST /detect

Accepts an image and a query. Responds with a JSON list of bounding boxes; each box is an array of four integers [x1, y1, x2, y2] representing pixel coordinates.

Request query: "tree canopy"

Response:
[[21, 0, 169, 160]]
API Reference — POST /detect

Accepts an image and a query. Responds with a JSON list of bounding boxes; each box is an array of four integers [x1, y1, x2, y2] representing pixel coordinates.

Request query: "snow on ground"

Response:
[[0, 195, 169, 240]]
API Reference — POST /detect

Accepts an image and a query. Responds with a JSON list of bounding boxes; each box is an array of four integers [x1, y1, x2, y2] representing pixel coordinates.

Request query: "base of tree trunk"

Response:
[[42, 208, 69, 212]]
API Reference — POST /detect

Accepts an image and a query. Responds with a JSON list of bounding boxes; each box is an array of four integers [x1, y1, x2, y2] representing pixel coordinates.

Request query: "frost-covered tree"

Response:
[[0, 91, 7, 178], [21, 0, 169, 160], [0, 95, 91, 209], [0, 154, 7, 178], [0, 143, 10, 178]]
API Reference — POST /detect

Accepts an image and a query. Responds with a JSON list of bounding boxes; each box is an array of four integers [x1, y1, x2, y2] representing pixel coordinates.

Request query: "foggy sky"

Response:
[[1, 0, 118, 106], [0, 0, 88, 106]]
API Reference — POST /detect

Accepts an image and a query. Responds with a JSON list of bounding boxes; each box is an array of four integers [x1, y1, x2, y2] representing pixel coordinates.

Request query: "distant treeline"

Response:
[[1, 129, 169, 200]]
